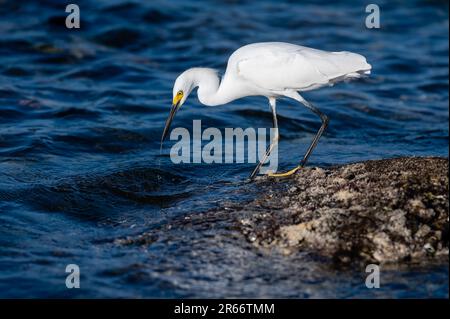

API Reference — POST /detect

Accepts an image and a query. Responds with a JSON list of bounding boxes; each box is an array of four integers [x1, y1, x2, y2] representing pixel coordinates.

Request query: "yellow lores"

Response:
[[173, 90, 183, 106]]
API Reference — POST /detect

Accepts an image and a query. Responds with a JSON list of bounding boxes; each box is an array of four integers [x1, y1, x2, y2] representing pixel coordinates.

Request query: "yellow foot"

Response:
[[268, 166, 301, 177]]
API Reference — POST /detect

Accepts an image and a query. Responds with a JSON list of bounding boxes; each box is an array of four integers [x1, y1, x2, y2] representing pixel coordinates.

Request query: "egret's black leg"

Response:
[[297, 98, 329, 168], [249, 97, 279, 180], [268, 93, 328, 177]]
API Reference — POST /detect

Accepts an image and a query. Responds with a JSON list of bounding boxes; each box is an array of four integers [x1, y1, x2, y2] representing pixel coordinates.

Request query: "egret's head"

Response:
[[172, 72, 194, 107], [161, 71, 194, 143]]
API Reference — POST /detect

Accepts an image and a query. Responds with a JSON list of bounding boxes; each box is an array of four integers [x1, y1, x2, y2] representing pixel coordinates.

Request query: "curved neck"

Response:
[[188, 68, 236, 106]]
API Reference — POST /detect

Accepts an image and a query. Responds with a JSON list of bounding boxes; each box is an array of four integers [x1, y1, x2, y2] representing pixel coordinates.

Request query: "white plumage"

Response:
[[230, 42, 371, 93], [162, 42, 372, 179]]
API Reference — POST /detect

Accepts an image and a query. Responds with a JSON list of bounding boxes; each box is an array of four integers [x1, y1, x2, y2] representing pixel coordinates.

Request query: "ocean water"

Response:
[[0, 0, 448, 298]]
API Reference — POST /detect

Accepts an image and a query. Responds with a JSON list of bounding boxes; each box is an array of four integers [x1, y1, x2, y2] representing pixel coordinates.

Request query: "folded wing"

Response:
[[235, 43, 371, 92]]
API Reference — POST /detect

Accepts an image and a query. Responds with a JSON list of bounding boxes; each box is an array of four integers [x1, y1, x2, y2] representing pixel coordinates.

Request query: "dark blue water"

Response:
[[0, 0, 448, 298]]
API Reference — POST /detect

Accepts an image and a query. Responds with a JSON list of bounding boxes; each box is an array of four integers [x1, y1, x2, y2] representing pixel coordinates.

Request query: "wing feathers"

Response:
[[234, 44, 371, 92]]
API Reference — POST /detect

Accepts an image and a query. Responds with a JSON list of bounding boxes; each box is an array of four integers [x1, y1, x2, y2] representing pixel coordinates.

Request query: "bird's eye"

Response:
[[177, 91, 183, 96]]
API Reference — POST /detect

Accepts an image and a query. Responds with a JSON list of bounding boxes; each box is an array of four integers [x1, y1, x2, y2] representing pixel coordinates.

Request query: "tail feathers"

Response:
[[328, 51, 371, 83], [334, 51, 371, 74]]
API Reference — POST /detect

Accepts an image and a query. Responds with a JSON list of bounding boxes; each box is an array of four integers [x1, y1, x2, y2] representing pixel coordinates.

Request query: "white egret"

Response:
[[161, 42, 371, 179]]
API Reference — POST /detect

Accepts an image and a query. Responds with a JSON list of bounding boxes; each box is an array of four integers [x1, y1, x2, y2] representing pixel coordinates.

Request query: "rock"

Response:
[[236, 157, 449, 264]]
